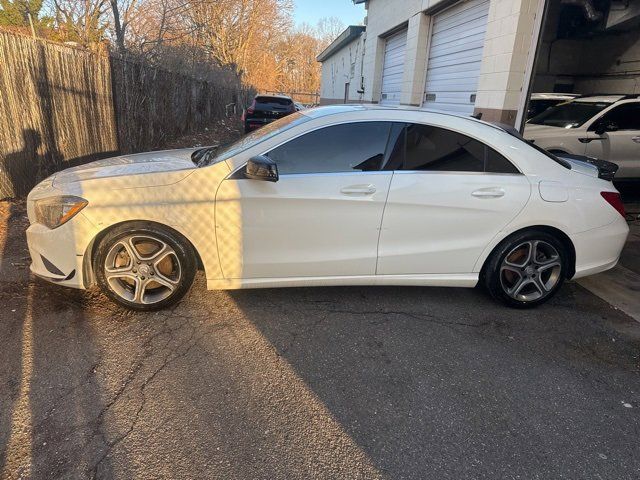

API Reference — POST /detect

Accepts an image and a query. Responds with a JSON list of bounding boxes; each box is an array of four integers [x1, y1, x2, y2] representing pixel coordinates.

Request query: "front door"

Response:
[[215, 121, 393, 279], [585, 102, 640, 179]]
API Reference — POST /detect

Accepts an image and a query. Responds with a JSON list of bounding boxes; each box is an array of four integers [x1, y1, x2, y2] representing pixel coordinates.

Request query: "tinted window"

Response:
[[267, 122, 391, 175], [486, 147, 519, 174], [203, 112, 310, 166], [255, 96, 293, 106], [384, 122, 406, 171], [404, 124, 483, 172], [385, 123, 518, 174], [527, 101, 611, 128], [597, 103, 640, 130], [527, 99, 563, 119]]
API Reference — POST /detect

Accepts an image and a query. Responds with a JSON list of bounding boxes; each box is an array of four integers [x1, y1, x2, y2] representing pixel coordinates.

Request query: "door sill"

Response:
[[207, 273, 478, 290]]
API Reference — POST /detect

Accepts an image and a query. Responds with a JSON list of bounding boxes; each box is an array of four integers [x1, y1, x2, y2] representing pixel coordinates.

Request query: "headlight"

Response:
[[34, 196, 88, 229]]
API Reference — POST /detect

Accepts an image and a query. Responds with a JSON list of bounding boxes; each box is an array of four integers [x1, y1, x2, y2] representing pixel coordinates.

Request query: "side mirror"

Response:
[[594, 121, 618, 136], [245, 155, 278, 182]]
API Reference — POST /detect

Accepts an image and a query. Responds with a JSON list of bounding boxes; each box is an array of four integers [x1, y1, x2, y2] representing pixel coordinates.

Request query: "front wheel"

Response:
[[484, 230, 567, 308], [94, 223, 197, 311]]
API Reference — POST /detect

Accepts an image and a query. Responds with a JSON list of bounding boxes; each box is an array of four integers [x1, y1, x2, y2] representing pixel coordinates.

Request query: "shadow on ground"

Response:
[[1, 200, 640, 479]]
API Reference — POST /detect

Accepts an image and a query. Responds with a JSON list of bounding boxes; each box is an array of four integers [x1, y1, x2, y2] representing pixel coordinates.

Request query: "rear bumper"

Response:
[[571, 218, 629, 279], [245, 118, 276, 131]]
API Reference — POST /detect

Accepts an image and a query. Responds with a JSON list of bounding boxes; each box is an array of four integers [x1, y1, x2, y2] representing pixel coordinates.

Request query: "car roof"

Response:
[[573, 95, 628, 103], [300, 104, 506, 132], [256, 93, 292, 100], [530, 93, 580, 100]]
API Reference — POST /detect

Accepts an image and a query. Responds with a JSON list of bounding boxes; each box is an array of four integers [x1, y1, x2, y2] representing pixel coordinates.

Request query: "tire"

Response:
[[483, 230, 567, 308], [94, 222, 197, 311]]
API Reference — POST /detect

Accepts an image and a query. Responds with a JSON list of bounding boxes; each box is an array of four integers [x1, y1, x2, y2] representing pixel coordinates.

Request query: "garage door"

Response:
[[423, 0, 490, 114], [380, 28, 407, 105]]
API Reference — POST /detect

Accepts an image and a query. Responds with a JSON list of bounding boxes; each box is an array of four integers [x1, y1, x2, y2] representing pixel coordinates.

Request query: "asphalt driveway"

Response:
[[1, 200, 640, 480]]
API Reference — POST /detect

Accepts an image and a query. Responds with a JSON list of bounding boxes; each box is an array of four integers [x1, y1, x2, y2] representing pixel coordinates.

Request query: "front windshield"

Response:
[[197, 111, 311, 167], [527, 101, 611, 128]]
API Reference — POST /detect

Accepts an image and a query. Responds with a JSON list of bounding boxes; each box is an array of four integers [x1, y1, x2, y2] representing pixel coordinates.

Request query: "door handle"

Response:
[[632, 136, 640, 144], [472, 188, 505, 199], [340, 184, 376, 195], [578, 137, 605, 143]]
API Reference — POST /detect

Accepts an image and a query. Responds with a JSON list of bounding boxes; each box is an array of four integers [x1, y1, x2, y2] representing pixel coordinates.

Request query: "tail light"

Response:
[[600, 191, 626, 218], [246, 100, 255, 116]]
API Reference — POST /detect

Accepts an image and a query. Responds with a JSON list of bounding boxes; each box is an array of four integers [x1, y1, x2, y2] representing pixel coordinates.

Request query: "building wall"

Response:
[[533, 29, 640, 95], [473, 0, 540, 123], [361, 0, 433, 106], [320, 0, 542, 125], [319, 34, 366, 105]]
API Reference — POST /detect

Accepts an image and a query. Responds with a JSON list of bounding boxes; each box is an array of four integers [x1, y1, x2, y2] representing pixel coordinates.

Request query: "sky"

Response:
[[293, 0, 366, 28]]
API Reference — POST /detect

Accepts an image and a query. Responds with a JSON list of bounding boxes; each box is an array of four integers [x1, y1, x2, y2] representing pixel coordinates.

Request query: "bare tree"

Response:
[[316, 16, 345, 50], [108, 0, 142, 52], [49, 0, 109, 45], [184, 0, 292, 78]]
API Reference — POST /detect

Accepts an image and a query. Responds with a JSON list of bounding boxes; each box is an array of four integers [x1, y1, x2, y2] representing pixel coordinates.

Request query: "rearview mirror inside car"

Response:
[[245, 155, 279, 182]]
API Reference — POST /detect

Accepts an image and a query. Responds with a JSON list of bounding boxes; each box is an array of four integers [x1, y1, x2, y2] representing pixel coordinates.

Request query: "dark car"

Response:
[[242, 94, 295, 133]]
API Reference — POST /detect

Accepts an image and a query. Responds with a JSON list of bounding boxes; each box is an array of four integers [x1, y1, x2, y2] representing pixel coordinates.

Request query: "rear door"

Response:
[[377, 123, 531, 275], [585, 102, 640, 179], [215, 121, 394, 280]]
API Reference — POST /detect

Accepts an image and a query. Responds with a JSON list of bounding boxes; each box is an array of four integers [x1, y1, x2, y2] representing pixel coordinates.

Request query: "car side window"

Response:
[[597, 103, 640, 131], [266, 122, 392, 175], [385, 123, 519, 174]]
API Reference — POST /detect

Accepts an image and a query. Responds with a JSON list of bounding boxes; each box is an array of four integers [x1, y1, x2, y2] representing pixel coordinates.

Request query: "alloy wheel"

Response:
[[499, 240, 562, 303], [103, 234, 182, 305]]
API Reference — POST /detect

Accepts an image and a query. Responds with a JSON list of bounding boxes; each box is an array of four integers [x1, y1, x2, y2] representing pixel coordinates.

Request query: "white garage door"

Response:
[[423, 0, 490, 114], [380, 28, 407, 105]]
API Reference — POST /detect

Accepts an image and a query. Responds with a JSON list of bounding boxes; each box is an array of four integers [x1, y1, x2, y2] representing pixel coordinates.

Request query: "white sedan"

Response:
[[26, 106, 629, 310]]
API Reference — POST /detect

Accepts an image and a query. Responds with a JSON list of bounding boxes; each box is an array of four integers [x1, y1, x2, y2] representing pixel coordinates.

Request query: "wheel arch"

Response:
[[82, 220, 204, 287], [479, 225, 576, 281]]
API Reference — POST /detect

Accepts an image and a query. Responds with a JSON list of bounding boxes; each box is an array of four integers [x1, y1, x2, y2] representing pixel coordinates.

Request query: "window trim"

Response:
[[231, 120, 396, 178], [226, 119, 524, 179], [587, 101, 640, 132], [386, 122, 523, 175]]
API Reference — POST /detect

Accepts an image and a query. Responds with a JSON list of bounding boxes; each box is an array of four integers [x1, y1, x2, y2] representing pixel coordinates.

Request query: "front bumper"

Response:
[[571, 217, 629, 279], [26, 213, 98, 289]]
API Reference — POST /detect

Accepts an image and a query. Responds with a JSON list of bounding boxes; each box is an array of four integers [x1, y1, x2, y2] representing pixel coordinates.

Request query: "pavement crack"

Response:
[[87, 317, 200, 478]]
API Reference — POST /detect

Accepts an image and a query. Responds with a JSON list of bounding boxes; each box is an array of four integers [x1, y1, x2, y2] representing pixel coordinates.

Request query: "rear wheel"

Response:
[[484, 230, 567, 308], [94, 223, 197, 311]]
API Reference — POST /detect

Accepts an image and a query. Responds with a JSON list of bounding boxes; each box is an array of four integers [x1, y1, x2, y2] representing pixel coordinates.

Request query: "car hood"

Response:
[[523, 123, 569, 138], [52, 149, 197, 187]]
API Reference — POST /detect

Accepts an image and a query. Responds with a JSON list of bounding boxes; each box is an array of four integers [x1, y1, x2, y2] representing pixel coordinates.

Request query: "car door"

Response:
[[377, 123, 531, 275], [584, 102, 640, 179], [215, 121, 394, 280]]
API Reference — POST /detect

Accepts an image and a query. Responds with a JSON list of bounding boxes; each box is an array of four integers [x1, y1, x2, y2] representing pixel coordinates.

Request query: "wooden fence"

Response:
[[0, 31, 118, 197], [0, 30, 249, 198], [110, 56, 245, 154]]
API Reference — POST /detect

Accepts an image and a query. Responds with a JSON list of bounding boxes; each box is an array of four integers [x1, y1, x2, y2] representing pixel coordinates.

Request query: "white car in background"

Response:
[[526, 93, 581, 120], [524, 95, 640, 179], [26, 106, 628, 311]]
